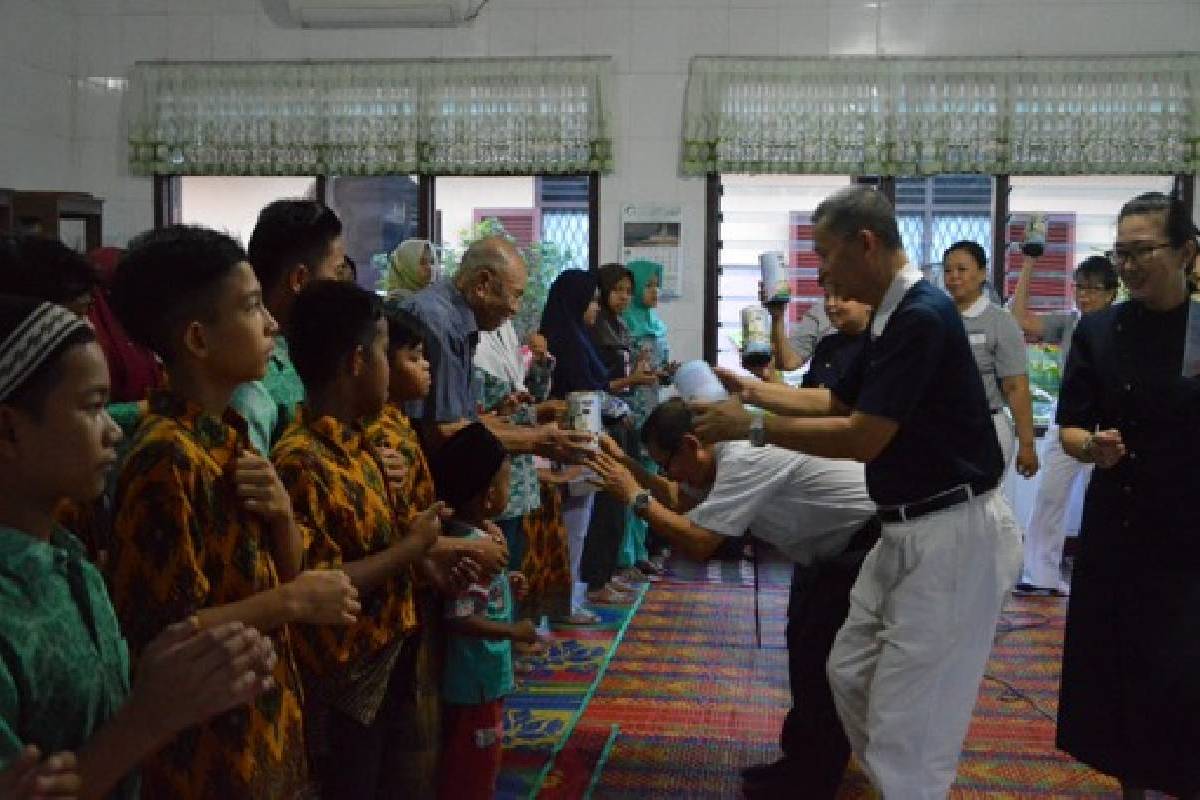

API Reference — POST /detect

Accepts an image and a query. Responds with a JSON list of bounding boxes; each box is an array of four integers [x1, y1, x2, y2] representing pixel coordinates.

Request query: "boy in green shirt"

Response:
[[430, 422, 539, 800], [0, 294, 277, 798], [232, 200, 348, 454]]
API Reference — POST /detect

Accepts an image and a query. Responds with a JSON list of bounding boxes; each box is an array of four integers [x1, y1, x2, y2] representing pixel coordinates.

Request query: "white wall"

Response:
[[0, 0, 77, 189], [1, 0, 1196, 361]]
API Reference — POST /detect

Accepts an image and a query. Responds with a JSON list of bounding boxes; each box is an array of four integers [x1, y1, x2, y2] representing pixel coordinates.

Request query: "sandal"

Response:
[[588, 586, 635, 605], [561, 610, 601, 625]]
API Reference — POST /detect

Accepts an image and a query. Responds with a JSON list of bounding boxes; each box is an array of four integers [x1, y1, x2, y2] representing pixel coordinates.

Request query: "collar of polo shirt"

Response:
[[870, 263, 923, 338], [961, 293, 990, 319]]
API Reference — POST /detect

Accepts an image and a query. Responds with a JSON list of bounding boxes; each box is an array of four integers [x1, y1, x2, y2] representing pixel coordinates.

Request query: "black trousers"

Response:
[[778, 519, 878, 799], [581, 421, 637, 591], [581, 489, 625, 591], [313, 637, 420, 800]]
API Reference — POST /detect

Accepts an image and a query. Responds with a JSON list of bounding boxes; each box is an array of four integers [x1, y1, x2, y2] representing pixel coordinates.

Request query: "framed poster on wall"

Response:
[[622, 203, 682, 298]]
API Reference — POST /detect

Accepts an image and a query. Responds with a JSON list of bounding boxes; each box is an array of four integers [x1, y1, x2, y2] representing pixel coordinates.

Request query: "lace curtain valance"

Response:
[[682, 55, 1199, 176], [127, 57, 614, 176]]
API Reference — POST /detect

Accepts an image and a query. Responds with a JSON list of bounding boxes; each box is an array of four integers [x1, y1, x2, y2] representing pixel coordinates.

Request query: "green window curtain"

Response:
[[682, 55, 1199, 176], [127, 57, 614, 176]]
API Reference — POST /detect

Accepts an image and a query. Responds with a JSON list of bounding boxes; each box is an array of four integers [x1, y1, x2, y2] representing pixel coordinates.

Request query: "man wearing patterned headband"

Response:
[[0, 294, 280, 799]]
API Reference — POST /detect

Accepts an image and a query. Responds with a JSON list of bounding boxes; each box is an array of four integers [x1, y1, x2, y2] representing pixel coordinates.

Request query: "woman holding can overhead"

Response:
[[1012, 254, 1119, 595], [1054, 193, 1200, 799]]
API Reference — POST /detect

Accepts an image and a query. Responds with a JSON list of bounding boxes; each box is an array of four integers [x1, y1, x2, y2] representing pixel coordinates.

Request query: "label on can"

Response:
[[760, 252, 790, 303], [566, 391, 602, 448], [741, 306, 772, 357]]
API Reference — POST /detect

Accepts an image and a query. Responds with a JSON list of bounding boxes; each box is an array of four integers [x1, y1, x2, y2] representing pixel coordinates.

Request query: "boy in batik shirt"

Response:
[[273, 280, 464, 798], [106, 226, 360, 799]]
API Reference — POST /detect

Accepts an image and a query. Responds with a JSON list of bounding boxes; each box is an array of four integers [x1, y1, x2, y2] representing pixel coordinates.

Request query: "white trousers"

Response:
[[827, 490, 1021, 800], [1020, 425, 1090, 591], [560, 490, 595, 614]]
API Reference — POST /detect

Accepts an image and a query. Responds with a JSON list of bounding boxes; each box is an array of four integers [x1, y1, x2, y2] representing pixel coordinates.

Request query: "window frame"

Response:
[[703, 171, 1196, 364], [153, 171, 601, 272]]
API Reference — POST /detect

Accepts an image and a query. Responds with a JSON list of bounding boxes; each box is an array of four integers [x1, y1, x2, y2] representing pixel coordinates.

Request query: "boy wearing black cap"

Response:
[[431, 422, 538, 800]]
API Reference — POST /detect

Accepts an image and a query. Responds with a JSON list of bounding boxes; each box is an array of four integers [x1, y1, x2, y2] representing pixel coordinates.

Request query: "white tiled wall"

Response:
[[1, 0, 1196, 360], [0, 0, 77, 189]]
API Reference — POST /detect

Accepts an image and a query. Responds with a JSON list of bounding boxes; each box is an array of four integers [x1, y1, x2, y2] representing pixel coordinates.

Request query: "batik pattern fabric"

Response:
[[0, 526, 137, 800], [365, 403, 436, 526], [474, 367, 541, 520], [272, 411, 415, 732], [107, 389, 307, 800], [518, 480, 573, 621], [365, 403, 443, 800]]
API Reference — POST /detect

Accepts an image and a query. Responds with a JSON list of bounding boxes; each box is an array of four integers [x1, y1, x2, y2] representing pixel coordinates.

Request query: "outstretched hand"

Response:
[[690, 396, 752, 444], [584, 451, 642, 505]]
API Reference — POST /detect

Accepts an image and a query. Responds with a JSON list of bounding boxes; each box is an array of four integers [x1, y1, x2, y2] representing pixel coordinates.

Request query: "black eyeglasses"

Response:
[[1106, 242, 1173, 266], [1073, 283, 1112, 294]]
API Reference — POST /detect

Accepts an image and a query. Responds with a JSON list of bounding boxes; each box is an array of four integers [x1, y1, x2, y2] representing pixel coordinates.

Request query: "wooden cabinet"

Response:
[[11, 191, 103, 252]]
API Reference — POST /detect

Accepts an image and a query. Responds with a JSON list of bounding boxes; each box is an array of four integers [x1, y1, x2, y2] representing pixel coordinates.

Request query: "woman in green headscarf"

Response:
[[384, 239, 435, 301], [620, 259, 674, 575]]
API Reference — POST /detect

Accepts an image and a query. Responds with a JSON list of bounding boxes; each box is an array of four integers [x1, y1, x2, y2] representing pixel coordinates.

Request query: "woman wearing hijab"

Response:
[[384, 239, 435, 301], [87, 247, 162, 407], [583, 265, 660, 597], [622, 259, 674, 573], [540, 269, 630, 623]]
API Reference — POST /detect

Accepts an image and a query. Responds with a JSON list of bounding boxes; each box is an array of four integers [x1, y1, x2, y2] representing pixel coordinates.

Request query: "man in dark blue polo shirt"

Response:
[[693, 186, 1019, 799]]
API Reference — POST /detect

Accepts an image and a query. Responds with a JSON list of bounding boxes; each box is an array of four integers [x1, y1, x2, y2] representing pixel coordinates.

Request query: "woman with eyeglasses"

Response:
[[1053, 193, 1200, 799], [1011, 254, 1119, 595]]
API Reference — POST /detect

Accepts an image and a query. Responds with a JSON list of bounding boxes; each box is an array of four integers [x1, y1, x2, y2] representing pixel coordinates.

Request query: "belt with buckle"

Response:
[[878, 482, 992, 524]]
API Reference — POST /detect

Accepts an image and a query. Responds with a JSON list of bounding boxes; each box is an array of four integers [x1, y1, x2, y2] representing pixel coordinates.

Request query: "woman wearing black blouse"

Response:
[[1055, 193, 1200, 799], [582, 264, 659, 602]]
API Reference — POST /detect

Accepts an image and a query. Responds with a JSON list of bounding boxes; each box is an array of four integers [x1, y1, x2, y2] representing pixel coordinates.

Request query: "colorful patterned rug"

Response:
[[561, 554, 1124, 798], [497, 592, 644, 799]]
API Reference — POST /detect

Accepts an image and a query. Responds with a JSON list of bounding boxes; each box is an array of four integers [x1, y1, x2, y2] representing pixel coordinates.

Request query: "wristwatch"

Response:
[[749, 412, 767, 447], [631, 489, 652, 516]]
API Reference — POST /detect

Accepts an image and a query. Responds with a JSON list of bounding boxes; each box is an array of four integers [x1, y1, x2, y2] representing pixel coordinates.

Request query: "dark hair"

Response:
[[0, 294, 96, 418], [597, 263, 634, 317], [110, 225, 247, 362], [943, 240, 987, 271], [384, 305, 429, 354], [1074, 255, 1119, 292], [287, 279, 383, 394], [640, 397, 694, 452], [812, 186, 902, 249], [1118, 192, 1200, 248], [0, 235, 98, 305], [247, 200, 343, 295], [343, 255, 357, 281], [429, 421, 509, 511]]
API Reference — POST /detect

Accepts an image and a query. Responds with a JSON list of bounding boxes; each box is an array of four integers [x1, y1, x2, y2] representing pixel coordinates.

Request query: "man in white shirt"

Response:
[[586, 398, 878, 798]]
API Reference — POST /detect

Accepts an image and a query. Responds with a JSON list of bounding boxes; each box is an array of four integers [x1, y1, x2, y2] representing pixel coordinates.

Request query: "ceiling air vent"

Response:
[[264, 0, 484, 28]]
